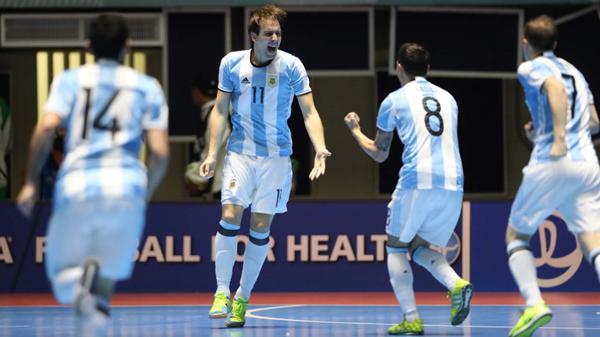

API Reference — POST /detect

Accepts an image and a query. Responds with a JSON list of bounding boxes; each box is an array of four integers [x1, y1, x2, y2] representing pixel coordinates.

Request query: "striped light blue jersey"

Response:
[[218, 49, 311, 157], [44, 59, 168, 206], [518, 51, 597, 164], [377, 77, 463, 191]]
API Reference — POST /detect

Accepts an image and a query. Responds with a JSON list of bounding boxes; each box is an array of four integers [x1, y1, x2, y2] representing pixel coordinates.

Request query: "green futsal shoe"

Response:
[[208, 292, 231, 319], [225, 297, 249, 328], [449, 278, 473, 325], [387, 318, 424, 335], [508, 302, 552, 337]]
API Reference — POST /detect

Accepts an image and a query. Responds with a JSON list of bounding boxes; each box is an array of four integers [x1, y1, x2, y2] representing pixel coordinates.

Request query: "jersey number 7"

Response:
[[561, 74, 577, 119]]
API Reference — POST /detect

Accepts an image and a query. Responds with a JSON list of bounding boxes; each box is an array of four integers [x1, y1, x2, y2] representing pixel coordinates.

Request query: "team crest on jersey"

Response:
[[267, 76, 277, 88], [229, 178, 237, 189]]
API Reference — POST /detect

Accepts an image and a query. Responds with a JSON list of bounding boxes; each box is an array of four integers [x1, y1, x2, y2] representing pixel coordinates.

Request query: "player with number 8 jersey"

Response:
[[345, 43, 470, 335]]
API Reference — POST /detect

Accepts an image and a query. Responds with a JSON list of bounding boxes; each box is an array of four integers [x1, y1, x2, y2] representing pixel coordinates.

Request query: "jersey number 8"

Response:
[[422, 96, 444, 136]]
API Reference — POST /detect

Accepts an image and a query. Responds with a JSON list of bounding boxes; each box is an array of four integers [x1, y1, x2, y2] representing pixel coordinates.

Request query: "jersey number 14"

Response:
[[80, 88, 122, 140]]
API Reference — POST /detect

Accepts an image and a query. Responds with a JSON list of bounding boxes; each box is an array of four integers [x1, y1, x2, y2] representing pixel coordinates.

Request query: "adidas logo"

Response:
[[241, 77, 250, 84]]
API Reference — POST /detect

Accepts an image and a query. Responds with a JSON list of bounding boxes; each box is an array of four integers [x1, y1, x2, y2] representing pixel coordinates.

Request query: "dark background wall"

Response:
[[0, 4, 598, 201]]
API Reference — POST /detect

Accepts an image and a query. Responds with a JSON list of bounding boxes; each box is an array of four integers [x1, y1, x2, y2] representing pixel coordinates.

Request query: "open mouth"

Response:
[[267, 46, 277, 53]]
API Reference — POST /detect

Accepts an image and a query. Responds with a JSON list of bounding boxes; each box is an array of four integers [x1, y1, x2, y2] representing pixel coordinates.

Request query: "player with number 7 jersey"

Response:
[[518, 48, 597, 164]]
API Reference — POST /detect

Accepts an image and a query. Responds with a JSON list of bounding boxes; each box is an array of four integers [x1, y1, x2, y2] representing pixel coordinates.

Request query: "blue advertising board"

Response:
[[0, 200, 595, 293]]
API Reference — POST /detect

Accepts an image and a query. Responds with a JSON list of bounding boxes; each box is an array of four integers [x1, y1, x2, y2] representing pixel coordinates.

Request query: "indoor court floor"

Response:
[[1, 293, 598, 337]]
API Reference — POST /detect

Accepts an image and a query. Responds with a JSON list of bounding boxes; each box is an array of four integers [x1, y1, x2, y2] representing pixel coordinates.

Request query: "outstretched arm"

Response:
[[344, 112, 393, 163], [297, 93, 331, 181]]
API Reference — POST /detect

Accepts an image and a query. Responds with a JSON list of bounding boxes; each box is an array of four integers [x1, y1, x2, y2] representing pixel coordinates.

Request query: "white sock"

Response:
[[214, 221, 240, 297], [412, 246, 461, 290], [509, 250, 543, 307], [236, 230, 270, 300], [387, 248, 419, 322]]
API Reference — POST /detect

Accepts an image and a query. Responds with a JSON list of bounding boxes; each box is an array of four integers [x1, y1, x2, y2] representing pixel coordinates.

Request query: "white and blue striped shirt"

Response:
[[44, 59, 168, 205], [518, 51, 596, 165], [377, 77, 463, 191], [218, 49, 311, 157]]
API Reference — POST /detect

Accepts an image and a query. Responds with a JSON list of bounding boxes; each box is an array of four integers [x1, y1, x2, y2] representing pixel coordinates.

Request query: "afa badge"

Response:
[[268, 76, 277, 88]]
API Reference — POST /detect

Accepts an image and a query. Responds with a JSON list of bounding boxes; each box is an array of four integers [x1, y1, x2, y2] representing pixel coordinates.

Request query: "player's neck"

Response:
[[250, 49, 273, 67], [400, 76, 417, 87]]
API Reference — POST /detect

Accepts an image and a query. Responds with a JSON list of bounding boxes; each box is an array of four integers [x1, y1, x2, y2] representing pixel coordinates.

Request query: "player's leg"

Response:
[[506, 226, 552, 337], [577, 232, 600, 283], [505, 163, 567, 337], [226, 156, 290, 328], [386, 236, 423, 335], [563, 161, 600, 283], [226, 212, 274, 328], [44, 205, 92, 305], [210, 204, 244, 318], [211, 153, 252, 318], [81, 197, 145, 337], [410, 237, 472, 326], [411, 190, 471, 325], [385, 190, 424, 335]]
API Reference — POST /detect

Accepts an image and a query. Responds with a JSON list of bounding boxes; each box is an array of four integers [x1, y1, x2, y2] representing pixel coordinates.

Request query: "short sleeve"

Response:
[[584, 80, 594, 105], [143, 78, 168, 130], [290, 57, 311, 96], [44, 71, 77, 119], [376, 95, 395, 132], [218, 55, 234, 93], [518, 61, 554, 92]]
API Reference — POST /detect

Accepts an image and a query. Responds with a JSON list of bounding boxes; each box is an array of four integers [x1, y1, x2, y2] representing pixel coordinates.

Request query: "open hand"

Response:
[[309, 149, 332, 181]]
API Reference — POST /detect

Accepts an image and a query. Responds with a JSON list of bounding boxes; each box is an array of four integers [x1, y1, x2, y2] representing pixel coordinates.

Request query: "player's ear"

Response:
[[396, 61, 403, 73], [250, 32, 257, 43], [84, 40, 92, 53]]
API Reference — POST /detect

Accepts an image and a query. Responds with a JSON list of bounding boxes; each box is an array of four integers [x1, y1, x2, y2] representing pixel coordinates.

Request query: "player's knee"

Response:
[[576, 231, 600, 262], [249, 222, 271, 234], [505, 225, 531, 246], [221, 205, 243, 225], [407, 236, 429, 256], [386, 234, 409, 254], [50, 267, 84, 304], [250, 212, 273, 234]]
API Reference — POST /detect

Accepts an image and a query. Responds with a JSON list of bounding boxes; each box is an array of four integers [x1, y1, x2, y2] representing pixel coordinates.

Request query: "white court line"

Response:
[[247, 305, 600, 331]]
